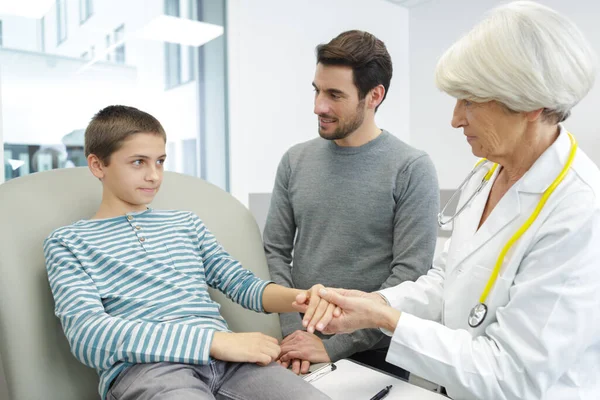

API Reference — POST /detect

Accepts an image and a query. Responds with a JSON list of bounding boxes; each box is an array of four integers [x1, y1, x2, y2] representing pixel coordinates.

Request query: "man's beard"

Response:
[[318, 100, 366, 140]]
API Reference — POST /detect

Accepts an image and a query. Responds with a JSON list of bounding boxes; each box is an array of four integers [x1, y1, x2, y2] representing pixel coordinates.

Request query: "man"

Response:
[[264, 30, 440, 376]]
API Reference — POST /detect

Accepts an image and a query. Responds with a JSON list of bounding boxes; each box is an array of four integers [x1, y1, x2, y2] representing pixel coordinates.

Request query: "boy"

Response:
[[43, 105, 331, 400]]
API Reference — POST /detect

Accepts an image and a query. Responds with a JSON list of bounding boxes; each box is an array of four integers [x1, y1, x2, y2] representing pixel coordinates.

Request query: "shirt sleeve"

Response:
[[381, 155, 440, 289], [322, 328, 388, 361], [378, 237, 449, 325], [192, 214, 271, 313], [262, 152, 304, 336]]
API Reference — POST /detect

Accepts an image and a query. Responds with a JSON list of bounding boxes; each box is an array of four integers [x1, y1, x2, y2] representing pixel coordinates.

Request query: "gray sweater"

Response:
[[263, 130, 440, 361]]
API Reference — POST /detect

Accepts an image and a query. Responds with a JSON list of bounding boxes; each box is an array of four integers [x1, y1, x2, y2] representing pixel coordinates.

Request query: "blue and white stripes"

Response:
[[43, 209, 270, 400]]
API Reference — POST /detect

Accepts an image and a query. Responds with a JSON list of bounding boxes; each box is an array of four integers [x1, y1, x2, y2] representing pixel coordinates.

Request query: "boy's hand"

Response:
[[210, 332, 280, 366], [293, 285, 342, 334], [293, 284, 340, 334]]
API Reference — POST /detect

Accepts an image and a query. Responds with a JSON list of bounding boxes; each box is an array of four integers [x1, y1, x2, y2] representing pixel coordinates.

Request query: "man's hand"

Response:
[[278, 330, 331, 373], [210, 332, 280, 366], [314, 289, 400, 335], [277, 358, 311, 375]]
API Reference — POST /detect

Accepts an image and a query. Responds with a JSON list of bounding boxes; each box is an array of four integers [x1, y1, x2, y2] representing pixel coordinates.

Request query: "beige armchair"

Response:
[[0, 167, 281, 400]]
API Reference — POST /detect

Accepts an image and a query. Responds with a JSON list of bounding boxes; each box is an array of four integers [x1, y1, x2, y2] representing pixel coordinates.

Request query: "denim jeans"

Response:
[[107, 361, 331, 400]]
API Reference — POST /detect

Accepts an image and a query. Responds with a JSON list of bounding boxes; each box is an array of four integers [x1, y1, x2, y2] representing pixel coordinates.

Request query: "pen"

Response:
[[303, 363, 337, 383], [369, 384, 392, 400]]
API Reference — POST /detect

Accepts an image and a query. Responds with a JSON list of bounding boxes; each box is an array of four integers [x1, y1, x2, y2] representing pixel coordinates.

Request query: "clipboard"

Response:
[[306, 359, 447, 400]]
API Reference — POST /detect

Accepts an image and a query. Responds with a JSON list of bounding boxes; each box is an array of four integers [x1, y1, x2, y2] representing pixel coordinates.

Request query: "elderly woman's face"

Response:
[[451, 99, 527, 160]]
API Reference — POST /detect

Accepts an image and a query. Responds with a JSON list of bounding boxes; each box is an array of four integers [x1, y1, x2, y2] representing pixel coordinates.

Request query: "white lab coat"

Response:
[[379, 127, 600, 400]]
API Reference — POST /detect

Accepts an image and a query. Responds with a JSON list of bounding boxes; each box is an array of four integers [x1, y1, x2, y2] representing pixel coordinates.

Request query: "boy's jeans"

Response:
[[107, 360, 331, 400]]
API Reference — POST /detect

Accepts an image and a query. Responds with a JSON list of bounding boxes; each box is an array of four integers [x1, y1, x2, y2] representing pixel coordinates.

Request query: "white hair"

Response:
[[435, 1, 598, 122]]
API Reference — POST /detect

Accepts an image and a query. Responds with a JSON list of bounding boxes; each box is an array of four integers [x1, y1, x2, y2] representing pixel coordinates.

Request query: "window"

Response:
[[165, 42, 181, 88], [165, 0, 181, 88], [105, 34, 111, 61], [79, 0, 93, 24], [164, 0, 195, 89], [114, 25, 125, 64], [1, 0, 229, 191], [165, 0, 179, 16], [40, 17, 45, 52], [56, 0, 67, 45]]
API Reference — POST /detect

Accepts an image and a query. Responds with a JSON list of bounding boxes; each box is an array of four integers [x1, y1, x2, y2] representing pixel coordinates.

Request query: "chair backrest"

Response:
[[0, 167, 281, 400]]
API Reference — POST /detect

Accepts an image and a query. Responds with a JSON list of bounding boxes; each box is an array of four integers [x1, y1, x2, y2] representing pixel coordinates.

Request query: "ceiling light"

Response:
[[135, 15, 224, 47]]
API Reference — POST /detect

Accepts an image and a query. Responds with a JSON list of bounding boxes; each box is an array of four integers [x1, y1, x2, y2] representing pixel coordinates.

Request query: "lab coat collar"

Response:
[[447, 158, 520, 271], [450, 180, 521, 271], [518, 125, 572, 194], [449, 125, 572, 270]]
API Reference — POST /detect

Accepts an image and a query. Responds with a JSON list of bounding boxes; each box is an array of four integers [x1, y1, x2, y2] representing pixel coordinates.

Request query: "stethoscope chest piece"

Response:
[[468, 303, 488, 328]]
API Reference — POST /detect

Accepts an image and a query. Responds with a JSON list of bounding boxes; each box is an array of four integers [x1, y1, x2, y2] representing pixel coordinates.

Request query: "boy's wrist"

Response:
[[209, 331, 229, 358]]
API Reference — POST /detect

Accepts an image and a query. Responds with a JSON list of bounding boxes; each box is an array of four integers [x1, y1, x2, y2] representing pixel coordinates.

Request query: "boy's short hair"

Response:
[[85, 105, 167, 165]]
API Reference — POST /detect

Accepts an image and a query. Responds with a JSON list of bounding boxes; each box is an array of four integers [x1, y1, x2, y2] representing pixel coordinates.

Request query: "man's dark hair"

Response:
[[316, 30, 393, 111]]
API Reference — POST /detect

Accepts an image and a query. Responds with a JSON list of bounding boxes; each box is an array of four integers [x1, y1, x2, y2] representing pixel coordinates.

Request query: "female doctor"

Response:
[[296, 2, 600, 399]]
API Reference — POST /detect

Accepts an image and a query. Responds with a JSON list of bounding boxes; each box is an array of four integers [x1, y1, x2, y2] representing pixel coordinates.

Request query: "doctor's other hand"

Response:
[[315, 288, 401, 335]]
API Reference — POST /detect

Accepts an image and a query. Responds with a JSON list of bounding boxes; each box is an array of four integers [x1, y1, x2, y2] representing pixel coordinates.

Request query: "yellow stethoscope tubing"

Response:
[[478, 132, 577, 305], [473, 158, 499, 182]]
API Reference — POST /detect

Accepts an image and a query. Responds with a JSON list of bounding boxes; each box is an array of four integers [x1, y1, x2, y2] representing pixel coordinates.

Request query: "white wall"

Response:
[[227, 0, 410, 205], [409, 0, 600, 189]]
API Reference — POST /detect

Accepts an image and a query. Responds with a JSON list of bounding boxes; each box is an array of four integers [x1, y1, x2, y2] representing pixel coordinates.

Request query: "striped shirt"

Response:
[[43, 209, 271, 400]]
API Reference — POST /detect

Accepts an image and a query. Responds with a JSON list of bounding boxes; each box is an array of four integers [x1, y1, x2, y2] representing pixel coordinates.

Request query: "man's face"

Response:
[[99, 132, 167, 211], [313, 63, 367, 140]]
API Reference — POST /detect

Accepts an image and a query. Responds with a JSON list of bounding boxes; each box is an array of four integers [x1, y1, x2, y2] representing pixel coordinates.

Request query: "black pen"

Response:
[[369, 384, 392, 400]]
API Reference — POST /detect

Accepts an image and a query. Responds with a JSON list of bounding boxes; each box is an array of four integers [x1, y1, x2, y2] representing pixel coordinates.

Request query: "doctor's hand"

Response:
[[315, 288, 401, 335], [294, 287, 387, 332]]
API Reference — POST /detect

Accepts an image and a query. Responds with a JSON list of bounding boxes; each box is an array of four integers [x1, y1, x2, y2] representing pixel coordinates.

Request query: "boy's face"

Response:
[[95, 132, 167, 212]]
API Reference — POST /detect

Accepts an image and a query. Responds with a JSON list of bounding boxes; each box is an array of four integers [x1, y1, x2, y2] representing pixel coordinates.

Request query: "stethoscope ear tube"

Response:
[[438, 160, 494, 227]]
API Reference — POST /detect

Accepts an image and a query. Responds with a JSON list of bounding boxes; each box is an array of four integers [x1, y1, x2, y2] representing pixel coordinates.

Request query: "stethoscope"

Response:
[[437, 132, 578, 328]]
